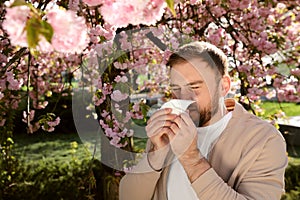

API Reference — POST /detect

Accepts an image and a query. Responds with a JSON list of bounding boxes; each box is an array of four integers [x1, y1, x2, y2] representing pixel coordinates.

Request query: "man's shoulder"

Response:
[[228, 100, 283, 141]]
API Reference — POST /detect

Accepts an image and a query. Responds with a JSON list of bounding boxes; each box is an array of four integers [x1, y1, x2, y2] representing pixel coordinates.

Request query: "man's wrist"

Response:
[[147, 145, 169, 172], [179, 150, 211, 183]]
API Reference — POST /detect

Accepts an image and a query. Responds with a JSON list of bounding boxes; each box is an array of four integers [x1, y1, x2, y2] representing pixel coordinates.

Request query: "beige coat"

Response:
[[119, 99, 288, 199]]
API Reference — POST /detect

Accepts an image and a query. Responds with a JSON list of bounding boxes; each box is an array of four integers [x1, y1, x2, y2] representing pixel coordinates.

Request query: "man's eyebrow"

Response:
[[186, 80, 204, 86], [169, 81, 203, 87], [169, 83, 180, 87]]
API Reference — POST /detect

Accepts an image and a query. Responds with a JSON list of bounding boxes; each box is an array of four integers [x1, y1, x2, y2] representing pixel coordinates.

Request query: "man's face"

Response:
[[170, 59, 221, 126]]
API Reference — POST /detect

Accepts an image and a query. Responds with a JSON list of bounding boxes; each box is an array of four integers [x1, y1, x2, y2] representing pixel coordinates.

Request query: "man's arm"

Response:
[[119, 140, 169, 200], [119, 162, 162, 200], [189, 133, 287, 199]]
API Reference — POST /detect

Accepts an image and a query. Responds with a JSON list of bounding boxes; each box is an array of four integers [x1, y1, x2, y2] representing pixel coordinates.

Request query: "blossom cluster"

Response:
[[83, 0, 167, 28], [3, 5, 89, 53]]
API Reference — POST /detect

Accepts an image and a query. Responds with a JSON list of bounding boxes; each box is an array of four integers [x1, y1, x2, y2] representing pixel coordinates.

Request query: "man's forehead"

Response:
[[170, 61, 212, 80]]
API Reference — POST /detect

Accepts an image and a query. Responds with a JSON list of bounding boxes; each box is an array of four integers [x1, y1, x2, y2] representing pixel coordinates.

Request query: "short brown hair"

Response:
[[167, 41, 229, 78]]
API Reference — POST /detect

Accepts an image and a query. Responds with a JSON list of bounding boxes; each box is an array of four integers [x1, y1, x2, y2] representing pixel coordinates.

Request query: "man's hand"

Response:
[[168, 112, 211, 182], [145, 108, 177, 170], [146, 108, 177, 150], [167, 112, 198, 157]]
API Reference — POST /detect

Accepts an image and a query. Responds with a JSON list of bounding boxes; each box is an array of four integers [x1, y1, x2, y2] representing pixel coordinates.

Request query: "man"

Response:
[[119, 41, 288, 199]]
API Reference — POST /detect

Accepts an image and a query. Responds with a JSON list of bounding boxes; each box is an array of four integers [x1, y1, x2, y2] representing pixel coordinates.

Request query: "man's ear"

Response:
[[221, 75, 231, 96]]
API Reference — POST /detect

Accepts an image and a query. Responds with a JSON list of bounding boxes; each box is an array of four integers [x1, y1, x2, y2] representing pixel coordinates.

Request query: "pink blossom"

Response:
[[8, 78, 23, 90], [190, 0, 201, 5], [247, 87, 264, 101], [132, 102, 140, 112], [114, 62, 129, 70], [101, 110, 109, 118], [291, 68, 300, 77], [22, 110, 35, 123], [114, 75, 128, 83], [46, 8, 89, 53], [89, 24, 115, 43], [93, 94, 105, 106], [266, 89, 276, 100], [119, 128, 128, 138], [27, 122, 40, 134], [170, 37, 180, 49], [100, 0, 166, 28], [68, 0, 79, 11], [99, 119, 109, 129], [276, 3, 286, 11], [110, 136, 122, 148], [102, 83, 112, 95], [296, 13, 300, 22], [229, 0, 240, 9], [42, 125, 55, 132], [0, 119, 6, 126], [36, 37, 54, 53], [111, 90, 129, 102], [82, 0, 105, 6], [131, 112, 144, 120], [267, 15, 276, 25], [0, 92, 3, 100], [105, 127, 116, 138], [34, 101, 48, 109], [210, 6, 226, 18], [124, 111, 132, 123], [239, 0, 251, 10], [100, 2, 135, 28], [207, 28, 224, 46], [3, 6, 30, 47], [142, 0, 167, 26], [119, 32, 132, 50], [47, 117, 61, 126], [259, 8, 271, 18], [0, 54, 7, 63], [6, 71, 23, 90]]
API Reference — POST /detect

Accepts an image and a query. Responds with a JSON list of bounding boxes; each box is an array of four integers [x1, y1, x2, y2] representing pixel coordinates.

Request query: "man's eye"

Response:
[[190, 86, 200, 90], [171, 87, 180, 91]]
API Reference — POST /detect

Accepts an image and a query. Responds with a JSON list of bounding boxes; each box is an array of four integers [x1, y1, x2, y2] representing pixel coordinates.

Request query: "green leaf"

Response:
[[140, 103, 150, 117], [10, 0, 27, 7], [165, 0, 176, 17], [40, 21, 54, 43], [26, 18, 40, 49], [26, 17, 53, 49]]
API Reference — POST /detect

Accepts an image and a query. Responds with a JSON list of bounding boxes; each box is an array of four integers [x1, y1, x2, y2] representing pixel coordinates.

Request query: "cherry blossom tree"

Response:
[[0, 0, 299, 198]]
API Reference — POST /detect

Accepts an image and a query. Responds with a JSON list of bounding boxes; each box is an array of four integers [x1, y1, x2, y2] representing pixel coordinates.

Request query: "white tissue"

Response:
[[160, 99, 196, 115]]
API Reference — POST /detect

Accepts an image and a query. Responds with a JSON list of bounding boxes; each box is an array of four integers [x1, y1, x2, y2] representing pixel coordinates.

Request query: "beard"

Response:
[[189, 91, 220, 127]]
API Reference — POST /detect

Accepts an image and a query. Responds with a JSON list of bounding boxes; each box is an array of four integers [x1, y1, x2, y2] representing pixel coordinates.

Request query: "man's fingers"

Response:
[[147, 127, 171, 138], [147, 108, 173, 124], [169, 122, 179, 135], [146, 120, 172, 134], [146, 110, 177, 137]]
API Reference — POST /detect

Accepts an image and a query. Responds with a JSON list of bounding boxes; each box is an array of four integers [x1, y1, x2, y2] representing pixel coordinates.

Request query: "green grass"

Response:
[[13, 132, 93, 166], [259, 101, 300, 117]]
